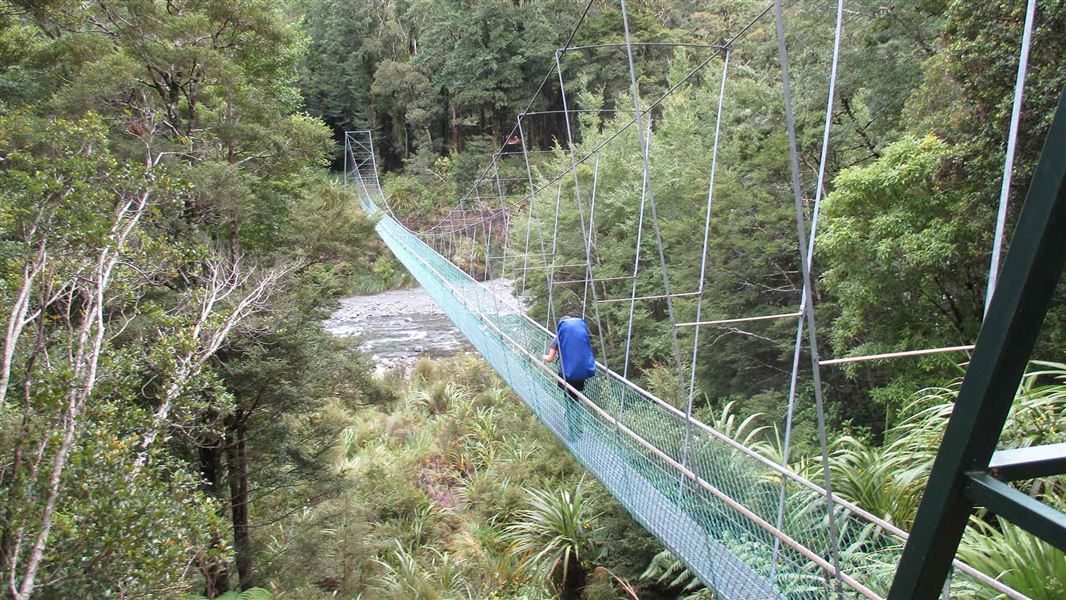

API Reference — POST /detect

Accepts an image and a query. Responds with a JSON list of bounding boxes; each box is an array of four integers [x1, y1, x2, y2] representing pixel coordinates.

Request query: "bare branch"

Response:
[[132, 257, 293, 470]]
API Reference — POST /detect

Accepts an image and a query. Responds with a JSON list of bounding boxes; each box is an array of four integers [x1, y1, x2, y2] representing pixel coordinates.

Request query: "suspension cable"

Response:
[[681, 48, 731, 474], [773, 0, 843, 594], [985, 0, 1037, 315]]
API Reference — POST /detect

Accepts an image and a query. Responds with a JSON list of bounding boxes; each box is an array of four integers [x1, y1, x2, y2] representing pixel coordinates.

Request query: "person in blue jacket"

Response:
[[542, 316, 596, 439]]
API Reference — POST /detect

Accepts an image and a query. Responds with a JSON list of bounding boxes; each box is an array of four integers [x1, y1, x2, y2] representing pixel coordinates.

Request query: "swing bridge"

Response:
[[343, 1, 1065, 598]]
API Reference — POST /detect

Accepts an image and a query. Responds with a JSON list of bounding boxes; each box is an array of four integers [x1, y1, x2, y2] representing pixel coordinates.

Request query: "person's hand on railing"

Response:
[[542, 347, 557, 363]]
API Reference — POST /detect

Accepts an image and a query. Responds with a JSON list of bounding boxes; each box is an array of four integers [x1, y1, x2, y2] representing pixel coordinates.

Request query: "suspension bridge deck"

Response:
[[350, 174, 1019, 599]]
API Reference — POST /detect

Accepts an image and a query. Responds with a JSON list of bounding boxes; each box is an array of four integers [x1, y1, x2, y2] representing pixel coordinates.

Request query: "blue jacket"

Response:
[[551, 317, 597, 381]]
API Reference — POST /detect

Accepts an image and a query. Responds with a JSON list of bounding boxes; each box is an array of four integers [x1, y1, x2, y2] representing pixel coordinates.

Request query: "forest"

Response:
[[0, 1, 1063, 599]]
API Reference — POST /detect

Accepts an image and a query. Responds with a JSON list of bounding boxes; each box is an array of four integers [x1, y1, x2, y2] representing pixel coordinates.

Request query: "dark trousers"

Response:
[[558, 375, 586, 440], [558, 375, 586, 400]]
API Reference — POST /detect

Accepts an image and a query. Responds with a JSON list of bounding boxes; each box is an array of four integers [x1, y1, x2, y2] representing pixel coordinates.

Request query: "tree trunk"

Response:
[[227, 415, 253, 589], [450, 103, 460, 152], [199, 440, 231, 596], [560, 562, 587, 600]]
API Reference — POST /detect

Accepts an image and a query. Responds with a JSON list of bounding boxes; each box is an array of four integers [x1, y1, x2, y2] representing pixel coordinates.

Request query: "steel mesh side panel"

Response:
[[357, 188, 909, 600]]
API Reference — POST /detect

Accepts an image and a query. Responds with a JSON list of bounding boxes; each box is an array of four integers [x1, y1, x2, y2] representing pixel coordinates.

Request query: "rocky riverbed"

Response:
[[325, 279, 520, 375]]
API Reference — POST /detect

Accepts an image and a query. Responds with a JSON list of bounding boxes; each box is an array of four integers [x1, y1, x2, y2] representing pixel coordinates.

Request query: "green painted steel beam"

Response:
[[965, 472, 1066, 552], [887, 86, 1066, 599], [988, 442, 1066, 481]]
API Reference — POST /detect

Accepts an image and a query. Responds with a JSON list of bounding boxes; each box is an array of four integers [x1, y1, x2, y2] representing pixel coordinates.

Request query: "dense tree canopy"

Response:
[[0, 1, 380, 597], [1, 0, 1063, 598]]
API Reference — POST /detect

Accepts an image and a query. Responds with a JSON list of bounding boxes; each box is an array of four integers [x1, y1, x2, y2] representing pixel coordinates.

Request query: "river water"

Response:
[[325, 279, 521, 374]]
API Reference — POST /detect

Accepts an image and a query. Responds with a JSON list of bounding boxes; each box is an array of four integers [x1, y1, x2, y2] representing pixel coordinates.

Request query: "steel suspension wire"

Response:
[[518, 116, 537, 295], [500, 211, 512, 278], [554, 50, 592, 320], [773, 0, 846, 583], [620, 0, 691, 427], [469, 223, 478, 277], [485, 219, 493, 279], [773, 0, 843, 595], [985, 0, 1038, 316], [682, 49, 731, 473], [490, 156, 505, 279], [544, 177, 566, 336], [555, 53, 612, 370], [620, 125, 651, 381], [555, 68, 584, 315], [586, 153, 611, 364], [562, 41, 729, 53]]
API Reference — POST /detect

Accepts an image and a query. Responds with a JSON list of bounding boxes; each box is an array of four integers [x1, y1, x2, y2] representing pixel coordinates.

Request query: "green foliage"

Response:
[[586, 484, 662, 585], [297, 0, 715, 189], [0, 1, 384, 596], [958, 517, 1066, 600], [28, 424, 228, 599], [0, 106, 231, 598], [372, 541, 471, 600], [301, 1, 1065, 597], [259, 355, 659, 598], [504, 483, 603, 598], [3, 0, 1064, 597], [827, 363, 1066, 596], [819, 135, 984, 355], [186, 588, 275, 600], [640, 550, 704, 597], [696, 400, 771, 450], [581, 566, 633, 600], [409, 380, 469, 416]]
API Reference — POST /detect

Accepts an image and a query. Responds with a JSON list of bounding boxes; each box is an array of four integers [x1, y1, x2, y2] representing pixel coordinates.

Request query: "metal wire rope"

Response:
[[773, 0, 845, 595], [986, 0, 1038, 315], [681, 47, 731, 475]]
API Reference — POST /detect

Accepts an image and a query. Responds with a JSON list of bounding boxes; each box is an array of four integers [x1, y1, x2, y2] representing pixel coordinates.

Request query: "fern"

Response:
[[640, 549, 703, 594]]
